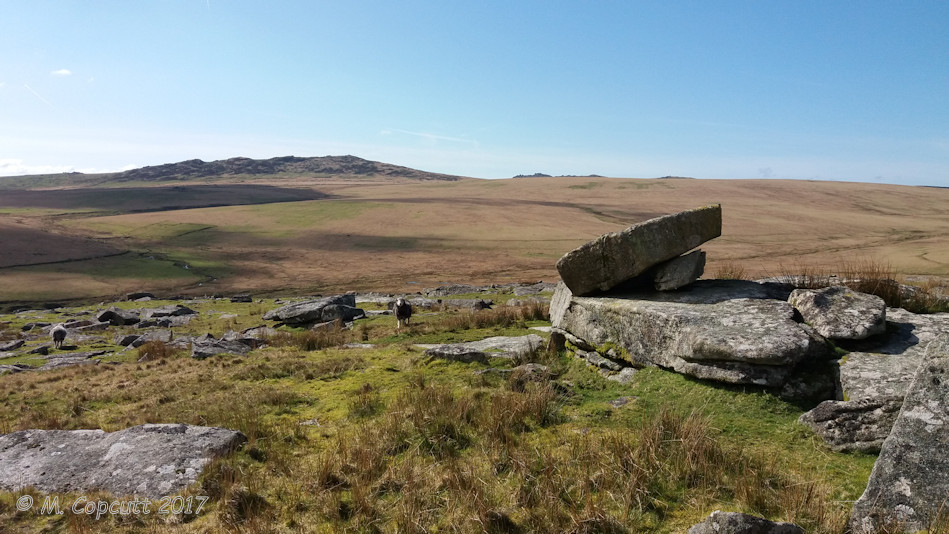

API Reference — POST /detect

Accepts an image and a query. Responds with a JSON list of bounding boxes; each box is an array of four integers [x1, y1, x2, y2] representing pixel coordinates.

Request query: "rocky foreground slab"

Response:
[[850, 337, 949, 533], [0, 424, 246, 498]]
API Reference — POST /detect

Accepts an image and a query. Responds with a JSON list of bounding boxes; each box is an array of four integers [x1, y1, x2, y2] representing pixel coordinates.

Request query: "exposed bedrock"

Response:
[[0, 424, 246, 499], [551, 280, 830, 387], [850, 337, 949, 534]]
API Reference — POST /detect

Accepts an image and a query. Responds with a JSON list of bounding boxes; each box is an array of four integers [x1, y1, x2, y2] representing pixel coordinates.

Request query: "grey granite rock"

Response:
[[552, 280, 828, 387], [689, 511, 804, 534], [789, 285, 886, 340], [653, 249, 706, 291], [556, 204, 722, 296], [850, 337, 949, 533], [263, 294, 362, 326], [799, 398, 902, 453], [0, 424, 246, 498]]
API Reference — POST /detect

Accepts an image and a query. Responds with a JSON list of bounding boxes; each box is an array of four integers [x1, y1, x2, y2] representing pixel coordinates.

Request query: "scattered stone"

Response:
[[62, 319, 96, 329], [850, 338, 949, 533], [576, 349, 623, 371], [96, 307, 141, 326], [230, 294, 252, 303], [142, 304, 197, 319], [38, 350, 109, 371], [789, 286, 886, 340], [191, 339, 253, 359], [424, 345, 489, 364], [263, 294, 363, 327], [131, 330, 174, 348], [799, 398, 902, 453], [605, 367, 638, 385], [242, 326, 279, 340], [126, 291, 156, 300], [424, 284, 483, 297], [0, 424, 246, 498], [512, 282, 557, 296], [28, 344, 51, 355], [0, 340, 24, 351], [71, 321, 111, 333], [609, 396, 637, 408], [21, 322, 50, 332], [688, 510, 804, 534], [653, 250, 706, 291], [114, 334, 141, 347], [556, 204, 722, 296], [0, 364, 33, 374]]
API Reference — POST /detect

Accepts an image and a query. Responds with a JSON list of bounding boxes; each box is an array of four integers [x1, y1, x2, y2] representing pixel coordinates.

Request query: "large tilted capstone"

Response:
[[556, 204, 722, 296], [0, 424, 246, 498], [850, 337, 949, 534]]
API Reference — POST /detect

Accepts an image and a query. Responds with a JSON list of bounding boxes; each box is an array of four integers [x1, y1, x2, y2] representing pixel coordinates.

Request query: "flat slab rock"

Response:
[[551, 280, 827, 387], [421, 334, 546, 363], [0, 424, 246, 498], [839, 308, 949, 402], [556, 204, 722, 296], [850, 337, 949, 533]]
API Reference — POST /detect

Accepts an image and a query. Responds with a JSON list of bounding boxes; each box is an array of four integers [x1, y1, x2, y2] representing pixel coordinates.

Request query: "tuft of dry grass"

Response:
[[774, 257, 949, 313], [265, 323, 352, 351], [136, 340, 181, 362]]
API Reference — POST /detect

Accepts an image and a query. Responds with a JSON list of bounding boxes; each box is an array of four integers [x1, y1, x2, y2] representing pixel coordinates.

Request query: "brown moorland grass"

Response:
[[2, 176, 947, 302]]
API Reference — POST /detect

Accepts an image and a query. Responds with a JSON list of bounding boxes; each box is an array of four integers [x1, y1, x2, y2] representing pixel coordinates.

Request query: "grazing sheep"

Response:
[[50, 324, 67, 349], [394, 298, 412, 329]]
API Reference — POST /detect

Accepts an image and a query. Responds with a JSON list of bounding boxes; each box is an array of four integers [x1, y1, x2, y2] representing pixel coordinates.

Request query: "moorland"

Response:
[[1, 155, 947, 309], [1, 156, 948, 533]]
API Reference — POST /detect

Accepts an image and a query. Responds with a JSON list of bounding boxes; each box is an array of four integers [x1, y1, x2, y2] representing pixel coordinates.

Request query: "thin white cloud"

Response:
[[383, 128, 479, 147], [0, 159, 77, 176], [23, 84, 54, 108], [51, 69, 72, 77]]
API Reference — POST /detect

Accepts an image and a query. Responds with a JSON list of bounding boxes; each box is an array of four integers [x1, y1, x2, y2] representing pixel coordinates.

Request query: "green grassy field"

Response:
[[0, 293, 878, 533]]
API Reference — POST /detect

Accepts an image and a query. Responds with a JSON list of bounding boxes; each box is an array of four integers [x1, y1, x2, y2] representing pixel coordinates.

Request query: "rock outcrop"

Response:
[[422, 334, 546, 364], [551, 280, 828, 387], [556, 204, 721, 296], [263, 294, 364, 327], [0, 424, 246, 498], [800, 308, 949, 451], [789, 285, 886, 340], [850, 337, 949, 533]]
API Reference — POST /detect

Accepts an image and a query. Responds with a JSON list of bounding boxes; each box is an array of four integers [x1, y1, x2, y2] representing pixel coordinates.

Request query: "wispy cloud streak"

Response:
[[23, 84, 54, 108], [381, 129, 479, 147]]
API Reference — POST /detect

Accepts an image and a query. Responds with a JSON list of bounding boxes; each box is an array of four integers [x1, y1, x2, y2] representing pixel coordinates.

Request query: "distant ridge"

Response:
[[111, 155, 463, 182]]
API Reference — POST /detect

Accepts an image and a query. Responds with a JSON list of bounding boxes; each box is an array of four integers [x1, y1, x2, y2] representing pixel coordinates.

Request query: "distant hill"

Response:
[[111, 155, 463, 182], [0, 155, 464, 189]]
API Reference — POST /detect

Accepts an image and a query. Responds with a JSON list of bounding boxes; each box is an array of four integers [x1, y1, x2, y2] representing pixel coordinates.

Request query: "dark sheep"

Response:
[[394, 298, 412, 329], [50, 324, 67, 349]]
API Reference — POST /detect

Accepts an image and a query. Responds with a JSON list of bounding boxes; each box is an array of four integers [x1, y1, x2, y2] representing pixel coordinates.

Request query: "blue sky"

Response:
[[2, 1, 947, 185]]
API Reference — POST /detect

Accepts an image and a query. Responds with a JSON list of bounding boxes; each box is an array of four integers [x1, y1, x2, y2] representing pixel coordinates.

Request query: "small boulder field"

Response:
[[1, 206, 947, 533]]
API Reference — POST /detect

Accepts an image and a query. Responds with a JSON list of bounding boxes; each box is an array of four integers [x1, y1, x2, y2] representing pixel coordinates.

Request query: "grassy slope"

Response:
[[0, 295, 876, 533]]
